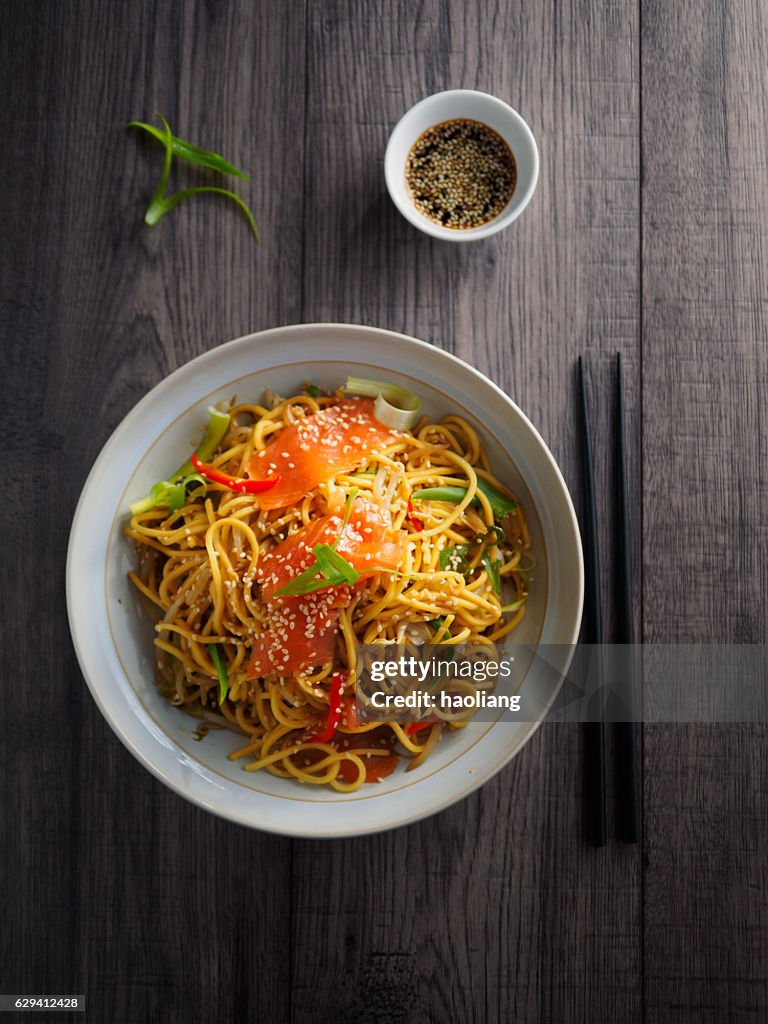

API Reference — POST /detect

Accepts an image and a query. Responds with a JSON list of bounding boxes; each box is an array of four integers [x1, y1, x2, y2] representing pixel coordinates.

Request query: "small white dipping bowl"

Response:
[[385, 89, 539, 241]]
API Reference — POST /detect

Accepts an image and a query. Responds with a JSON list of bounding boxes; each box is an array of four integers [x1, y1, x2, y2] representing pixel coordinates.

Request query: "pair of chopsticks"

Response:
[[578, 353, 639, 846]]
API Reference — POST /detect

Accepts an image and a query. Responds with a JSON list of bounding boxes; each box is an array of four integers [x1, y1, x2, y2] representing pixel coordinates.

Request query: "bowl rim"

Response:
[[66, 323, 582, 837], [384, 88, 540, 241]]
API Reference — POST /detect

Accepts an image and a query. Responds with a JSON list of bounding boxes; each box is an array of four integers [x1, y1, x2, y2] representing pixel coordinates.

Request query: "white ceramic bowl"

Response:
[[385, 89, 539, 241], [67, 324, 581, 837]]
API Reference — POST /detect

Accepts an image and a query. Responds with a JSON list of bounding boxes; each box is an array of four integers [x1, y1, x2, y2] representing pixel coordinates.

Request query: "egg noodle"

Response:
[[126, 386, 533, 792]]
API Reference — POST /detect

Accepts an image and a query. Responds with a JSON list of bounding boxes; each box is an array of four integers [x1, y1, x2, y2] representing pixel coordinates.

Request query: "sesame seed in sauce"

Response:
[[405, 118, 517, 229]]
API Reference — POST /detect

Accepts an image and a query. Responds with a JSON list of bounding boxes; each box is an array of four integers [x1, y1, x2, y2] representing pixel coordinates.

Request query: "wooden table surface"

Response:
[[2, 1, 766, 1021]]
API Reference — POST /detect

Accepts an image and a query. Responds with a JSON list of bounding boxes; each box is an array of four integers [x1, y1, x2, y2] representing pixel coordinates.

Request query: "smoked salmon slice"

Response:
[[245, 398, 399, 510], [247, 589, 344, 679], [247, 498, 407, 677], [256, 498, 406, 600]]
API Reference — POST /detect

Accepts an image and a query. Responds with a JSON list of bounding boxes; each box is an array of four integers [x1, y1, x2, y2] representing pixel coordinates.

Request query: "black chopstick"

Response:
[[614, 352, 640, 843], [578, 357, 606, 848]]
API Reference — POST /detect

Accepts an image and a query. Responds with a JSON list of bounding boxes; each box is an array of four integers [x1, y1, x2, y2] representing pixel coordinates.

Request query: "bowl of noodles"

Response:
[[67, 324, 582, 836]]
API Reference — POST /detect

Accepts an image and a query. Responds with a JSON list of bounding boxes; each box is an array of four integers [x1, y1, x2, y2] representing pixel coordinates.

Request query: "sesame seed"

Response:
[[405, 118, 517, 229]]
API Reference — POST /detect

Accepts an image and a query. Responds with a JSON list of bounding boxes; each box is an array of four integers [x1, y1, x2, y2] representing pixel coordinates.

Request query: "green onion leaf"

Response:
[[276, 573, 340, 597], [129, 406, 230, 514], [143, 114, 175, 228], [275, 542, 360, 597], [171, 472, 207, 512], [145, 185, 259, 240], [131, 113, 258, 240], [175, 406, 231, 479], [428, 616, 449, 642], [483, 524, 507, 544], [304, 382, 321, 397], [209, 643, 229, 705], [127, 120, 250, 178], [412, 477, 518, 522], [439, 543, 472, 578], [331, 487, 358, 550], [313, 544, 360, 584], [482, 553, 502, 594], [135, 472, 207, 516], [500, 597, 527, 613]]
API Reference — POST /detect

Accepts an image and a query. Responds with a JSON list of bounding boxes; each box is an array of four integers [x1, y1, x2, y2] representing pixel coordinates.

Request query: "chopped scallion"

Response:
[[439, 543, 472, 577], [129, 406, 230, 514], [129, 114, 259, 240], [127, 120, 250, 178], [209, 643, 229, 705], [412, 477, 517, 521], [482, 553, 502, 594], [344, 376, 421, 430]]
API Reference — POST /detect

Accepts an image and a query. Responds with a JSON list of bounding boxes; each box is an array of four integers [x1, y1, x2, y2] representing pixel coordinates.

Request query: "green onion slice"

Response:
[[129, 405, 231, 514], [137, 472, 207, 516], [275, 544, 361, 598], [332, 487, 358, 550], [344, 376, 421, 430], [439, 543, 472, 577], [209, 643, 229, 705], [127, 120, 250, 178], [412, 477, 518, 522], [482, 553, 502, 594], [428, 617, 449, 642], [313, 544, 360, 584], [131, 114, 259, 240]]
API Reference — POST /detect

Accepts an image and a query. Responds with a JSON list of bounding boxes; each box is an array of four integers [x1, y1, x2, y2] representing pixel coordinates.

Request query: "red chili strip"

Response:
[[191, 453, 281, 493], [406, 497, 424, 532], [405, 721, 434, 736], [314, 672, 347, 743]]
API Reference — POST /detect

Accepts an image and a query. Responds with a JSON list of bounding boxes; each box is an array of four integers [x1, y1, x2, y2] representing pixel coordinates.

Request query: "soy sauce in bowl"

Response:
[[405, 118, 517, 230]]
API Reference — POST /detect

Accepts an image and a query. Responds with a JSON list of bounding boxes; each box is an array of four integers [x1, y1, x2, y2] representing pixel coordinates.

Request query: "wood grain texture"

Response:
[[1, 2, 305, 1022], [641, 0, 768, 1020], [292, 2, 641, 1022], [2, 0, 767, 1021]]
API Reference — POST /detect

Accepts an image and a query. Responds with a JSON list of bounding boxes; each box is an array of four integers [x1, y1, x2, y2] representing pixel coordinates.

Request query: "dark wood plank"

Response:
[[641, 0, 768, 1019], [0, 2, 305, 1021], [292, 2, 642, 1021]]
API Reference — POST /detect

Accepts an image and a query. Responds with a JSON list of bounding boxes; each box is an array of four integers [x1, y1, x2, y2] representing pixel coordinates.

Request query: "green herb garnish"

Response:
[[275, 490, 361, 597], [412, 478, 518, 522], [127, 120, 250, 178], [315, 544, 360, 583], [333, 487, 358, 548], [129, 405, 230, 514], [482, 552, 502, 594], [439, 543, 472, 577], [428, 616, 449, 642], [128, 114, 259, 240], [209, 643, 229, 705], [276, 549, 360, 597], [484, 523, 507, 544], [136, 472, 207, 516]]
